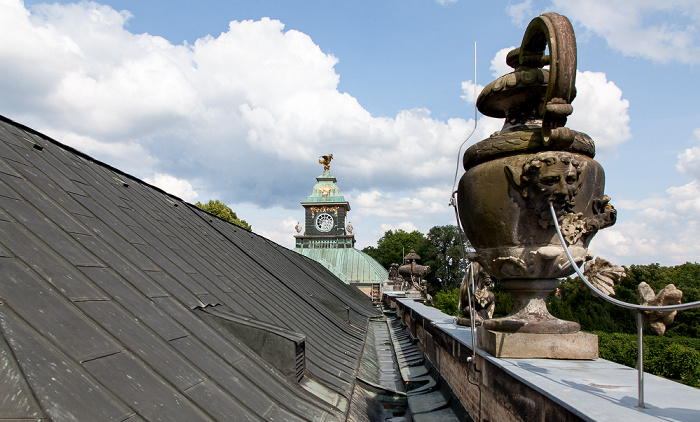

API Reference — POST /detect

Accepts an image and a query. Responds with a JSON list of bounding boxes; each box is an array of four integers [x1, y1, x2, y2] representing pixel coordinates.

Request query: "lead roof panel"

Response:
[[0, 115, 381, 421]]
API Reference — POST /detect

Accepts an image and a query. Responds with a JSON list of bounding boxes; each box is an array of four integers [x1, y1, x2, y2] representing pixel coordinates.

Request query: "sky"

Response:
[[1, 0, 699, 267]]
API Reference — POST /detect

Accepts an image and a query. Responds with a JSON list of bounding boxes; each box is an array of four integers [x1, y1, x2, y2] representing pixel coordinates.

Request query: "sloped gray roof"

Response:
[[0, 115, 383, 421]]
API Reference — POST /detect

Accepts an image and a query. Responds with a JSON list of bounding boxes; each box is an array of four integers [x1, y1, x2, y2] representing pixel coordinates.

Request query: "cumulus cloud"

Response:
[[460, 80, 484, 104], [352, 190, 446, 219], [568, 71, 631, 154], [551, 0, 700, 64], [47, 130, 160, 176], [143, 173, 199, 202], [507, 0, 535, 28], [591, 180, 700, 265], [0, 0, 472, 214], [490, 47, 515, 78], [255, 216, 298, 249], [676, 129, 700, 179]]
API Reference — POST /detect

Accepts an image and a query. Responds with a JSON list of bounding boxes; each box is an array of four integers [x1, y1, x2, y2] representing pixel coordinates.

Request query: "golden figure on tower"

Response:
[[319, 154, 333, 171]]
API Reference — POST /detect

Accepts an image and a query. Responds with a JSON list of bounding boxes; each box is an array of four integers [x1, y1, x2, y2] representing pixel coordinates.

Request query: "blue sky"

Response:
[[2, 0, 699, 266]]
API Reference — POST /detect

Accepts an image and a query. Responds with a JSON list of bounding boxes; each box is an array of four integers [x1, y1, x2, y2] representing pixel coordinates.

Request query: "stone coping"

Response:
[[397, 298, 700, 422]]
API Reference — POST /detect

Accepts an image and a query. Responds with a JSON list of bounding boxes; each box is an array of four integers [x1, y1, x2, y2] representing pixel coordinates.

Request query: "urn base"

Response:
[[482, 278, 580, 334], [477, 328, 599, 359]]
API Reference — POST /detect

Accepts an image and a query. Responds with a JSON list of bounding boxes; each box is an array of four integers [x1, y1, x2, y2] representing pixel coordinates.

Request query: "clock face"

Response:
[[315, 213, 334, 232]]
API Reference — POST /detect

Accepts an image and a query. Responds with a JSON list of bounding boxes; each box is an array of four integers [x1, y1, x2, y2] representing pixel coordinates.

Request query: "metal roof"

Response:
[[0, 115, 387, 421], [293, 247, 389, 285]]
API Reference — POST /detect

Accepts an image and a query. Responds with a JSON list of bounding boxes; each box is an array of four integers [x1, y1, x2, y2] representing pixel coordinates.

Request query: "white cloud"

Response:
[[255, 215, 298, 249], [460, 80, 484, 104], [676, 129, 700, 179], [0, 0, 473, 211], [143, 173, 199, 202], [552, 0, 700, 64], [568, 71, 631, 155], [352, 190, 445, 219], [490, 47, 515, 78], [507, 1, 535, 27], [590, 179, 700, 265], [47, 130, 160, 176]]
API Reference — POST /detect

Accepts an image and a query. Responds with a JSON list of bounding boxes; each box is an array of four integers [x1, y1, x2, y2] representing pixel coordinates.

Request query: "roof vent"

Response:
[[196, 306, 306, 382]]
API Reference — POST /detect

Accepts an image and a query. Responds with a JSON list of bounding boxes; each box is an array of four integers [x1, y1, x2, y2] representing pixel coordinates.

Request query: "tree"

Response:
[[423, 225, 472, 290], [361, 229, 429, 270], [547, 262, 700, 337], [362, 225, 473, 293], [195, 200, 252, 231]]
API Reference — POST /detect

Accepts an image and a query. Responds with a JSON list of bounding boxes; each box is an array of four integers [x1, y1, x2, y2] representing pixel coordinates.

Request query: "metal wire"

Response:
[[450, 42, 478, 203], [549, 202, 700, 312], [549, 202, 700, 408]]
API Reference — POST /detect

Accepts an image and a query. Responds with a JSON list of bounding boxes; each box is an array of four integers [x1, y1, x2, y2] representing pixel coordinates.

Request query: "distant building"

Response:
[[294, 155, 388, 300]]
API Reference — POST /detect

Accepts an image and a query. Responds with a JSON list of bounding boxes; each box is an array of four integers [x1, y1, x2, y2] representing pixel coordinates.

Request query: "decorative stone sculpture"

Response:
[[638, 282, 683, 336], [583, 257, 626, 296], [457, 13, 616, 343], [457, 262, 495, 326], [398, 250, 431, 300]]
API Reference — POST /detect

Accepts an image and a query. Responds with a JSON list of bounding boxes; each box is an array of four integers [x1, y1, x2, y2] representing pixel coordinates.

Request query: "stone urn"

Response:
[[457, 13, 616, 336]]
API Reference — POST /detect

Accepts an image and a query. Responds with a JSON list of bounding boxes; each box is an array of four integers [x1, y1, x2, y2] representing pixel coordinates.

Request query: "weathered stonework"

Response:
[[456, 12, 616, 344], [396, 299, 586, 422], [477, 328, 598, 359]]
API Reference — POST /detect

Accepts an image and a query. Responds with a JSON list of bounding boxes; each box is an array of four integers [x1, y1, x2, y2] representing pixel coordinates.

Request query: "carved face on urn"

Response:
[[507, 151, 585, 228]]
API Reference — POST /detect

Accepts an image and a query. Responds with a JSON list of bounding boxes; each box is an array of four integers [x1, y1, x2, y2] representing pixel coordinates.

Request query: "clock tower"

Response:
[[295, 154, 354, 249], [293, 155, 388, 298]]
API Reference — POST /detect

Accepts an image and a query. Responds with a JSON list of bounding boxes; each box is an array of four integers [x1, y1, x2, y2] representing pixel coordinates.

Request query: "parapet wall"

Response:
[[393, 297, 700, 422], [395, 299, 582, 422]]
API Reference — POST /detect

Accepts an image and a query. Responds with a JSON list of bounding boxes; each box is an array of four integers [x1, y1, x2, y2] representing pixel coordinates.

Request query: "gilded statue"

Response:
[[319, 154, 333, 171]]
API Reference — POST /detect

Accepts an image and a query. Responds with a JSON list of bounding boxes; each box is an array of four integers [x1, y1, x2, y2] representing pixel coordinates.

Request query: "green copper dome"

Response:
[[295, 248, 388, 284]]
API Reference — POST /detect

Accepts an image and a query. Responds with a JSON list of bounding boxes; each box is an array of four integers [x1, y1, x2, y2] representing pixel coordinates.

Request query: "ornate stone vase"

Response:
[[457, 13, 616, 334]]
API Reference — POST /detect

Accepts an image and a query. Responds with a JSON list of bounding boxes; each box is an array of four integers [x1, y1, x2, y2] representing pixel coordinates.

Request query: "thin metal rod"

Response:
[[548, 202, 700, 409], [452, 192, 478, 359], [637, 311, 645, 408], [549, 203, 700, 312]]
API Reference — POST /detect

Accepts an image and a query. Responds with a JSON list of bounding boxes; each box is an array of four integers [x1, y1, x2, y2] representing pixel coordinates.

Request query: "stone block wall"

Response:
[[395, 300, 583, 422]]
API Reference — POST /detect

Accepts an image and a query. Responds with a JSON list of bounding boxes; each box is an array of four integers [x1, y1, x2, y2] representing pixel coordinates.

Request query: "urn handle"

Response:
[[518, 12, 577, 146]]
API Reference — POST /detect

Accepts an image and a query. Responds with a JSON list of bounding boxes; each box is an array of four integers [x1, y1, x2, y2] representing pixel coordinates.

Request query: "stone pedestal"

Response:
[[477, 328, 598, 359]]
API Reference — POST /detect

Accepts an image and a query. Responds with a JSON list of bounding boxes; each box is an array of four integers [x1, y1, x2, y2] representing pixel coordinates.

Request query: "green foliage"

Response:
[[362, 225, 472, 292], [597, 331, 700, 387], [422, 225, 472, 291], [492, 281, 514, 318], [432, 288, 459, 316], [361, 229, 430, 271], [547, 262, 700, 336], [622, 263, 700, 337], [195, 200, 252, 231]]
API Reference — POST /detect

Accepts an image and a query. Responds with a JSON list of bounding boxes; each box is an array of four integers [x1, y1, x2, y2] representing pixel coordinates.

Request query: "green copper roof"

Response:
[[303, 170, 348, 204], [293, 247, 388, 284]]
